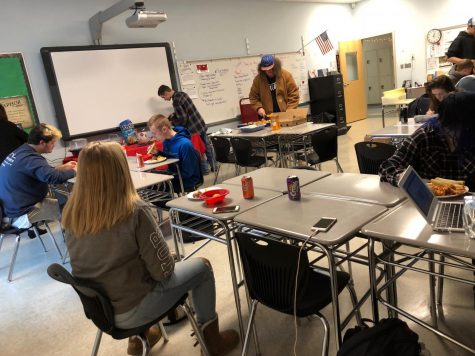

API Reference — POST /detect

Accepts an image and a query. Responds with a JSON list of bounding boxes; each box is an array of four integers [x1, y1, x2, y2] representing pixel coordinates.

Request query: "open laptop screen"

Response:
[[400, 168, 434, 217]]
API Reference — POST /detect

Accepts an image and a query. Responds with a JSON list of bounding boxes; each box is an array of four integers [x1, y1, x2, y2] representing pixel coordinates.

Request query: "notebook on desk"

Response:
[[398, 166, 464, 232]]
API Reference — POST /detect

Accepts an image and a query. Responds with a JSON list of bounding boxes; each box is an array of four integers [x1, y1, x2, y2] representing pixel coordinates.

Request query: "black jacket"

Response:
[[0, 121, 28, 163], [446, 31, 475, 59]]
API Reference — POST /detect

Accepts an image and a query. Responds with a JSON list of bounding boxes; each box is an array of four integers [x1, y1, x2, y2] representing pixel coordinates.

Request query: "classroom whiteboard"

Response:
[[177, 52, 309, 124], [41, 43, 178, 140]]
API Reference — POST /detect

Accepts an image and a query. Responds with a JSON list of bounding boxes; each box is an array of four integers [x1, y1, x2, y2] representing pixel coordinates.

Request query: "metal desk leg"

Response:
[[223, 228, 245, 346], [428, 251, 438, 328], [368, 238, 380, 322], [261, 138, 269, 167], [381, 106, 386, 128], [278, 136, 285, 168], [174, 163, 185, 195]]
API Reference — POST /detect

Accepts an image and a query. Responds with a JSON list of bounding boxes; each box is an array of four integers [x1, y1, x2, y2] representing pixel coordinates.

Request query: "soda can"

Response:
[[287, 175, 301, 201], [136, 153, 144, 168], [241, 175, 254, 199]]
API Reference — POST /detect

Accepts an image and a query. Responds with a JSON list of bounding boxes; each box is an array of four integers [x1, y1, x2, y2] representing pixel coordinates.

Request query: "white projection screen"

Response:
[[41, 43, 178, 140]]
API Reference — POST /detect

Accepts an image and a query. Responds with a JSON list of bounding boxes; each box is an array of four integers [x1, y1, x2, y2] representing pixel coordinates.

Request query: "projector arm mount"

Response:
[[89, 1, 145, 45]]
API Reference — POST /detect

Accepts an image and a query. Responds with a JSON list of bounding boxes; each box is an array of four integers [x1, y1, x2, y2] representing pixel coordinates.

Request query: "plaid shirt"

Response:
[[379, 122, 475, 190], [171, 91, 207, 135]]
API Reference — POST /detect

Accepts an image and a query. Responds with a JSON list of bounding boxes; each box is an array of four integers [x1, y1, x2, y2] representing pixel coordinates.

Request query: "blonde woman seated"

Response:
[[61, 142, 238, 356]]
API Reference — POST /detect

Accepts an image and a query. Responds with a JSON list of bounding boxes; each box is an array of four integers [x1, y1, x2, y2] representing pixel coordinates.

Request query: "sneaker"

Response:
[[127, 325, 162, 355]]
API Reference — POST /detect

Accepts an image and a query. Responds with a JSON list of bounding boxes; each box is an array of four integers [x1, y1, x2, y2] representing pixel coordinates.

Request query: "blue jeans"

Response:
[[200, 132, 217, 173], [114, 258, 216, 328]]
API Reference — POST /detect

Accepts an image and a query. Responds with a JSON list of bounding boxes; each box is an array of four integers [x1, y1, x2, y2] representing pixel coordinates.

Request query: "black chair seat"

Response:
[[109, 294, 189, 339], [354, 141, 396, 175], [243, 155, 267, 168]]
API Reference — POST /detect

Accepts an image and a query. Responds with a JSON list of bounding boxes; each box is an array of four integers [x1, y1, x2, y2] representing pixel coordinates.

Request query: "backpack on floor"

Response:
[[337, 318, 421, 356]]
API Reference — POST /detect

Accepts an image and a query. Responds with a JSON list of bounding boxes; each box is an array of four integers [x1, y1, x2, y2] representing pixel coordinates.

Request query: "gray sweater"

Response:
[[66, 200, 175, 314]]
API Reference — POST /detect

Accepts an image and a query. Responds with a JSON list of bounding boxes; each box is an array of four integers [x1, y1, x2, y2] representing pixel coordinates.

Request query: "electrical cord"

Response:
[[293, 229, 320, 356]]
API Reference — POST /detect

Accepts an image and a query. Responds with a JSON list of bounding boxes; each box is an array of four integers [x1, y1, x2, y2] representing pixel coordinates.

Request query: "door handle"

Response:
[[343, 82, 350, 87]]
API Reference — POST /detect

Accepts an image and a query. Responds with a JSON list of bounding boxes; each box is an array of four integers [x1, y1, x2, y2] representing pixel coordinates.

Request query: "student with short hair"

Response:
[[148, 114, 201, 193], [0, 123, 76, 229], [62, 141, 238, 356]]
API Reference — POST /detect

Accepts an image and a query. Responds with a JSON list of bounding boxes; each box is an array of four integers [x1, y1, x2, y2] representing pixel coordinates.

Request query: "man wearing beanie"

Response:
[[249, 54, 299, 117], [446, 17, 475, 65]]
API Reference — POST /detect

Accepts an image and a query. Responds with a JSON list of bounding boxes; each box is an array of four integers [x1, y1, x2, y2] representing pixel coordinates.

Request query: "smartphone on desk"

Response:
[[213, 205, 240, 214], [311, 217, 337, 232]]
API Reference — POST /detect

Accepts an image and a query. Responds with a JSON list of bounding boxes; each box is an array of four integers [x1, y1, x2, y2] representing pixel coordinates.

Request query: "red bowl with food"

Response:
[[199, 188, 230, 205]]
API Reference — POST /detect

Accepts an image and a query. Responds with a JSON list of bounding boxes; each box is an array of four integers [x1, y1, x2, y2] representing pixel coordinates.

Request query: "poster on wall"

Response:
[[0, 96, 34, 128], [0, 53, 38, 129]]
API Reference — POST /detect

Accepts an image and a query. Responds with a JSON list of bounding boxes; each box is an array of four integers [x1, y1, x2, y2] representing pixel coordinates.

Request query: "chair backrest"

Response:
[[354, 141, 396, 175], [311, 126, 338, 163], [230, 138, 253, 166], [407, 94, 430, 117], [210, 136, 233, 163], [235, 232, 310, 314], [47, 263, 115, 333], [239, 98, 258, 123]]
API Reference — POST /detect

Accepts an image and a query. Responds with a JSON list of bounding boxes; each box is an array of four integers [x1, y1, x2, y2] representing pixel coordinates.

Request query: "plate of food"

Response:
[[427, 177, 469, 198], [240, 124, 266, 133], [187, 187, 223, 201], [144, 156, 167, 164]]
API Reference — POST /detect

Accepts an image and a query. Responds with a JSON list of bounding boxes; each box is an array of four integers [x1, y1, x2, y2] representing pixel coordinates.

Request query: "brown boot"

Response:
[[127, 324, 162, 355], [201, 316, 239, 356]]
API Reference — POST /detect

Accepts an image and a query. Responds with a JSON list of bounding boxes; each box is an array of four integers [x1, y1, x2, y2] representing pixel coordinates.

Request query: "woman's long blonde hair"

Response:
[[62, 141, 140, 237]]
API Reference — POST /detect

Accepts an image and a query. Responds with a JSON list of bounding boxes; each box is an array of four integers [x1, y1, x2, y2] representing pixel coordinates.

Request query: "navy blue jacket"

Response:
[[161, 126, 201, 190], [0, 144, 76, 217]]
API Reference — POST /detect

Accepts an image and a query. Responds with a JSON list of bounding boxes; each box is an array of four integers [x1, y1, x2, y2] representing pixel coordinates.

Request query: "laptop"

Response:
[[398, 166, 464, 232]]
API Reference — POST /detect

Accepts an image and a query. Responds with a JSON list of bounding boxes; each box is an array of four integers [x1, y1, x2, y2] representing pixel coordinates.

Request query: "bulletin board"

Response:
[[177, 52, 309, 124], [425, 24, 465, 76], [0, 53, 38, 129]]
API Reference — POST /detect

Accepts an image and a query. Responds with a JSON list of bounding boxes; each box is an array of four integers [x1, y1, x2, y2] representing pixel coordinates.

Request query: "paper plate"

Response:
[[187, 187, 222, 201], [144, 156, 167, 164]]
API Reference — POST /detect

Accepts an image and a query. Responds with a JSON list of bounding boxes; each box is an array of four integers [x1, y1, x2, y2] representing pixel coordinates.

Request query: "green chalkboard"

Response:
[[0, 53, 38, 129]]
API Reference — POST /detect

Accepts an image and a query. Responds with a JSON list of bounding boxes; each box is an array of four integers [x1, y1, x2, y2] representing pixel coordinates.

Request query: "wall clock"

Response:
[[427, 29, 442, 44]]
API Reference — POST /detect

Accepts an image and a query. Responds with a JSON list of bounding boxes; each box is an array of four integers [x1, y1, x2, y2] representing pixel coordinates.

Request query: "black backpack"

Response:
[[337, 318, 421, 356]]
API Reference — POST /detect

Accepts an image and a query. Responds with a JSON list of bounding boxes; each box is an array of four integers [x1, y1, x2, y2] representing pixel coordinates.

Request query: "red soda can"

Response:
[[287, 175, 301, 201], [241, 175, 254, 199], [136, 153, 144, 168]]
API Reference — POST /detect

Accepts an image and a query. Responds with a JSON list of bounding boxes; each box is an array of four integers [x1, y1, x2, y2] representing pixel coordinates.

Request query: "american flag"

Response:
[[315, 31, 334, 55]]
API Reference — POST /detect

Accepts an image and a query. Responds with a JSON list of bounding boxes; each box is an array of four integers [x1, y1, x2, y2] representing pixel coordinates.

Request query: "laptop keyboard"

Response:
[[434, 202, 464, 231]]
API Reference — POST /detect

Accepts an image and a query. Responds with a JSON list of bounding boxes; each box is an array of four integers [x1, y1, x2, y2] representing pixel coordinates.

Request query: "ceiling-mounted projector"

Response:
[[126, 10, 167, 28]]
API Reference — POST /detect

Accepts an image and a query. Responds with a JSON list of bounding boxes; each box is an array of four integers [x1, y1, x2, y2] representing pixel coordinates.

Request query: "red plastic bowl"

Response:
[[200, 188, 230, 205]]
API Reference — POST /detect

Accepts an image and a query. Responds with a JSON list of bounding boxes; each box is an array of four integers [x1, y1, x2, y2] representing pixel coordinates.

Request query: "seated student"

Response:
[[62, 142, 238, 356], [0, 124, 76, 230], [426, 75, 456, 115], [448, 59, 474, 85], [148, 114, 201, 193], [379, 91, 475, 190], [0, 103, 28, 163]]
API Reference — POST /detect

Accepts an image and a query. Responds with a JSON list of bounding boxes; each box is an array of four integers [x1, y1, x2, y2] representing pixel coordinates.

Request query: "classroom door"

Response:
[[339, 39, 367, 123]]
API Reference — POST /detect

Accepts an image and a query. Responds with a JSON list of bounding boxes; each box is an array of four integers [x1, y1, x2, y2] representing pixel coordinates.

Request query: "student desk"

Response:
[[234, 194, 387, 348], [361, 199, 475, 354], [69, 171, 174, 191], [301, 173, 406, 207], [166, 184, 282, 344], [223, 167, 331, 193], [127, 156, 184, 194], [366, 122, 422, 145], [381, 97, 415, 128]]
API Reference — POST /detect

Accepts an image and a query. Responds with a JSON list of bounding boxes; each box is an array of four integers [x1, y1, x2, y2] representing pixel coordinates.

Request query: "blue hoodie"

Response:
[[161, 126, 201, 190], [0, 144, 76, 217]]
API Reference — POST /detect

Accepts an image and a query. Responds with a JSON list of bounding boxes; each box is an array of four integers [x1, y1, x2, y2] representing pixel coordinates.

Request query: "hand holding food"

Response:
[[427, 177, 466, 196]]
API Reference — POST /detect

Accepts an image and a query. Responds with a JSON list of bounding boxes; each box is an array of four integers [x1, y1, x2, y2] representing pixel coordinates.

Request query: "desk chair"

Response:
[[354, 141, 396, 175], [210, 136, 236, 184], [0, 202, 63, 281], [298, 126, 343, 172], [230, 137, 272, 174], [47, 263, 209, 356], [236, 232, 360, 356]]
